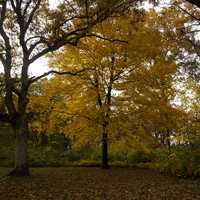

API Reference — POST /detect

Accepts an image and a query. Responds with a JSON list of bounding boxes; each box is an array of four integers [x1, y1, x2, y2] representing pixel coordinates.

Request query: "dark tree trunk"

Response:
[[95, 55, 114, 169], [102, 126, 109, 168], [40, 133, 48, 146], [166, 129, 171, 152], [160, 131, 165, 145], [9, 116, 29, 176]]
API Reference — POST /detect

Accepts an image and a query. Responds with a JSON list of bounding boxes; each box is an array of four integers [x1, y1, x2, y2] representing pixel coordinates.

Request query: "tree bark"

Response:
[[40, 133, 48, 146], [166, 129, 171, 152], [102, 128, 109, 169], [9, 116, 29, 176]]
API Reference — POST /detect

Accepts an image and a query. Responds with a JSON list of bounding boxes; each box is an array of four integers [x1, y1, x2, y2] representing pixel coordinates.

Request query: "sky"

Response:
[[29, 58, 49, 76]]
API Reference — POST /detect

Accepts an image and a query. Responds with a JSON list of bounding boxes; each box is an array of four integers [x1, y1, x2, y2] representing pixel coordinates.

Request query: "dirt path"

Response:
[[0, 167, 200, 200]]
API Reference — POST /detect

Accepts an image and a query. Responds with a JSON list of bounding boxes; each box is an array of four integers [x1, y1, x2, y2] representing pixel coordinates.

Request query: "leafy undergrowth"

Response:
[[0, 168, 10, 177], [0, 167, 200, 200]]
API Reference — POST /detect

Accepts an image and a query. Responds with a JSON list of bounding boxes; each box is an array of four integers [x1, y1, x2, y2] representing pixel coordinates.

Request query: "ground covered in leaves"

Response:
[[0, 167, 200, 200]]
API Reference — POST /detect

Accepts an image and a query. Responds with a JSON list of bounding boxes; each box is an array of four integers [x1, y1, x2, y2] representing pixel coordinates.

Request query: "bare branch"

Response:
[[28, 26, 90, 64], [29, 67, 92, 84], [23, 0, 32, 17], [113, 66, 136, 81], [27, 37, 48, 56], [12, 87, 21, 97], [25, 0, 42, 30], [10, 0, 17, 11], [86, 33, 128, 44], [65, 0, 78, 15], [25, 36, 44, 44], [0, 0, 7, 23], [174, 2, 200, 21]]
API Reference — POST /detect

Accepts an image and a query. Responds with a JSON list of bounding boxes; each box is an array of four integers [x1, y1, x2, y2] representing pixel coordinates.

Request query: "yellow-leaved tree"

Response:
[[42, 10, 185, 166]]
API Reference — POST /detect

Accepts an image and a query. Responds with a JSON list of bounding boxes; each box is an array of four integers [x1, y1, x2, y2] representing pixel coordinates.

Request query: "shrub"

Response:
[[127, 150, 154, 164], [78, 160, 100, 166], [0, 146, 14, 167], [61, 150, 82, 162], [160, 148, 200, 178]]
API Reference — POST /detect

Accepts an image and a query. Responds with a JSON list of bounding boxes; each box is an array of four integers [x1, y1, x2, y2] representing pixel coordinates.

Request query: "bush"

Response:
[[28, 146, 62, 166], [78, 160, 100, 166], [109, 151, 127, 162], [61, 150, 82, 162], [161, 152, 187, 177], [0, 146, 14, 167], [127, 150, 154, 164], [160, 148, 200, 178], [150, 148, 169, 162], [28, 146, 101, 166]]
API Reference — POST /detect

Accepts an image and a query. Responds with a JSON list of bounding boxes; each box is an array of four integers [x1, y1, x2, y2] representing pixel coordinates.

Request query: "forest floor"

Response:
[[0, 167, 200, 200]]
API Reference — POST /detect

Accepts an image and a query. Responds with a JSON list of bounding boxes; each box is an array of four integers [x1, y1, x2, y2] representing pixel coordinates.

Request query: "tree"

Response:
[[28, 77, 75, 145], [48, 14, 137, 167], [0, 0, 139, 176], [48, 9, 183, 166], [113, 9, 186, 150]]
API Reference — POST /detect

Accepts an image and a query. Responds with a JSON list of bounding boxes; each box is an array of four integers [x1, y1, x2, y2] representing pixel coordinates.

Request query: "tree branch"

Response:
[[25, 0, 42, 30], [86, 33, 128, 44], [29, 68, 92, 84], [23, 0, 32, 17], [11, 87, 21, 97], [174, 2, 200, 21], [28, 26, 90, 64]]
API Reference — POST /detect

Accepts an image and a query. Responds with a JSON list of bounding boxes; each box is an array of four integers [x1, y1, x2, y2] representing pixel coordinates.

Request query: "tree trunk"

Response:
[[9, 117, 29, 176], [166, 129, 171, 152], [40, 133, 48, 146], [102, 126, 109, 168]]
